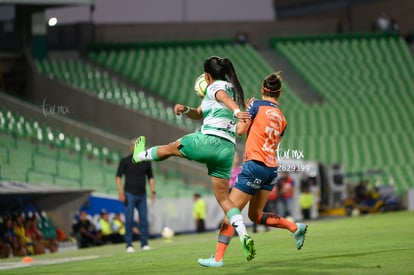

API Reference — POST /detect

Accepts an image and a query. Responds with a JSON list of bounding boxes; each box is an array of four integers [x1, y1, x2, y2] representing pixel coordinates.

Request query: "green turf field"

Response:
[[1, 211, 413, 274]]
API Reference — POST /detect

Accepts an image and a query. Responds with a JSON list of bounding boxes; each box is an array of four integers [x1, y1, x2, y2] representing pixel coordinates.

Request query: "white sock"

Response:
[[137, 147, 157, 161], [230, 214, 248, 242]]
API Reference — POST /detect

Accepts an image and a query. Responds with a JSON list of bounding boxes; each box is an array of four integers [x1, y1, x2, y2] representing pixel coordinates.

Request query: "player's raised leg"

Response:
[[132, 137, 183, 163]]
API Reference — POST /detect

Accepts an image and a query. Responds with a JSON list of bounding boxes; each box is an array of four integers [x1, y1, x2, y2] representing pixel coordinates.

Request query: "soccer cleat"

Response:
[[242, 235, 256, 261], [126, 246, 135, 253], [198, 256, 224, 267], [293, 223, 308, 250], [141, 245, 151, 251], [132, 136, 146, 163]]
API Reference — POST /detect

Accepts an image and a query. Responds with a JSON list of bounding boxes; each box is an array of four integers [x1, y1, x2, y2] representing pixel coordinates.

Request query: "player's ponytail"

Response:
[[204, 56, 245, 107], [222, 58, 245, 107]]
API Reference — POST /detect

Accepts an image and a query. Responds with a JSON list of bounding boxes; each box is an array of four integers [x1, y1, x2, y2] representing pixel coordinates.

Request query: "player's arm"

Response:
[[215, 90, 250, 121], [174, 104, 203, 120], [236, 97, 255, 135], [237, 119, 251, 136]]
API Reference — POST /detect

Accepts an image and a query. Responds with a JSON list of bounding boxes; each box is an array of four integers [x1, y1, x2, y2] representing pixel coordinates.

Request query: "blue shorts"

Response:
[[234, 160, 278, 195]]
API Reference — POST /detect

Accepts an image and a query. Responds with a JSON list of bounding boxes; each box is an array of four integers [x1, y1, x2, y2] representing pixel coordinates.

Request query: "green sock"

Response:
[[151, 146, 160, 161]]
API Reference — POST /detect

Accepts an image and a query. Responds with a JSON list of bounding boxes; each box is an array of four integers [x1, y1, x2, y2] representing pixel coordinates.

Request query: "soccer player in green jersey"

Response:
[[133, 56, 255, 264]]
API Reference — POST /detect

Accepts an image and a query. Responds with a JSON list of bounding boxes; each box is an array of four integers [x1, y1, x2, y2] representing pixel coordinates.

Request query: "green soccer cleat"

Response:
[[242, 235, 256, 261], [132, 136, 146, 163], [198, 256, 224, 267], [294, 223, 308, 250]]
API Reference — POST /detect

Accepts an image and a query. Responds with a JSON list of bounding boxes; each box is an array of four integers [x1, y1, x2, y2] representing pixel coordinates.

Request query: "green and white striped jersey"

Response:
[[200, 80, 237, 144]]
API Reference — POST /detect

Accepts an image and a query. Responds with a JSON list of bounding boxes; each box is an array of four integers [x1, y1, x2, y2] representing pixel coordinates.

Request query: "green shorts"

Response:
[[179, 131, 235, 179]]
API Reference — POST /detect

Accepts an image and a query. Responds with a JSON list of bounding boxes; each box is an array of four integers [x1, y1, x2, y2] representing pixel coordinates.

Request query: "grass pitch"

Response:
[[1, 211, 413, 274]]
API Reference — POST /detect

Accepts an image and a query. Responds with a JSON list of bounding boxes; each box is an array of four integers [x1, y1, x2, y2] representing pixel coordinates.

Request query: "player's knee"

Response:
[[166, 141, 183, 156]]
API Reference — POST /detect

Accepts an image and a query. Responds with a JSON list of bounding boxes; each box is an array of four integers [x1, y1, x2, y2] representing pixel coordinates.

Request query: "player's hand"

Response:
[[246, 97, 256, 108], [174, 104, 190, 116], [236, 111, 251, 123]]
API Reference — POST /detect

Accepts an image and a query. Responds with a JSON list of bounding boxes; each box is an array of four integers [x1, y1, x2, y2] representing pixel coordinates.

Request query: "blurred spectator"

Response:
[[299, 186, 314, 221], [99, 209, 124, 244], [355, 180, 371, 203], [24, 212, 45, 255], [38, 211, 58, 253], [112, 213, 126, 236], [193, 193, 206, 233], [98, 209, 111, 242], [375, 12, 391, 33], [1, 211, 58, 257], [14, 213, 35, 255], [4, 217, 26, 257], [73, 210, 102, 248], [277, 172, 295, 217]]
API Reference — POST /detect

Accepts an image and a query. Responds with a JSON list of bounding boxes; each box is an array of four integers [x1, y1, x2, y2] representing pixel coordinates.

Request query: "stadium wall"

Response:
[[45, 19, 339, 52], [44, 0, 414, 35], [91, 19, 338, 50], [45, 0, 275, 24]]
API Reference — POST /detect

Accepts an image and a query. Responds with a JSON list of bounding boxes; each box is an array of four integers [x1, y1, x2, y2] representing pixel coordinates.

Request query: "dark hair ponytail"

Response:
[[204, 56, 245, 107], [221, 58, 245, 107]]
